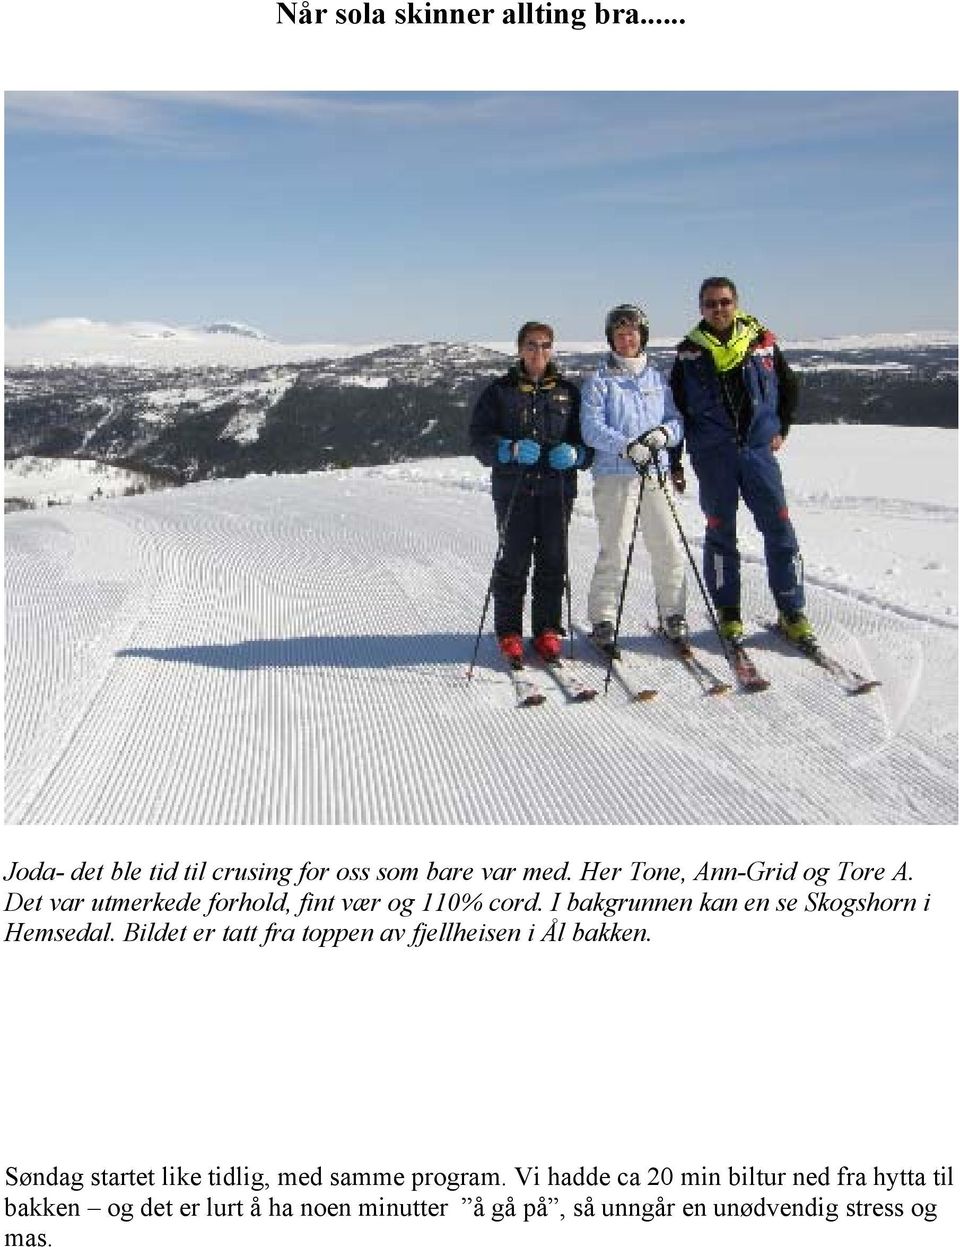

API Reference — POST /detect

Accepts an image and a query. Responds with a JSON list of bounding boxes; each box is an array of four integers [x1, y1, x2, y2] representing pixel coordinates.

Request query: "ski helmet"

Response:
[[605, 304, 649, 349]]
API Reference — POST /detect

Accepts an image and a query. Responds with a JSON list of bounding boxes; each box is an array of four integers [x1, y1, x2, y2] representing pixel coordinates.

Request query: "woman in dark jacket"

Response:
[[470, 320, 591, 663]]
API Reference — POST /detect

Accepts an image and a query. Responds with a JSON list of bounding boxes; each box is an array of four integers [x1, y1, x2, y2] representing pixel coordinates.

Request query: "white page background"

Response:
[[3, 826, 958, 1243], [3, 3, 958, 1243], [3, 1, 959, 89]]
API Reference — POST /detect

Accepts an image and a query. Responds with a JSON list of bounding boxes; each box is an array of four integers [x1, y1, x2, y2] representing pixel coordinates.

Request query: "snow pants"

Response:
[[587, 473, 687, 626], [492, 485, 573, 638], [691, 443, 804, 614]]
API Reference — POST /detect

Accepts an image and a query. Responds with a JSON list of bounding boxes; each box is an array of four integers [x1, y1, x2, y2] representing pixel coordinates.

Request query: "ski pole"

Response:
[[605, 468, 647, 694], [646, 456, 732, 660], [559, 469, 574, 658], [467, 468, 525, 681]]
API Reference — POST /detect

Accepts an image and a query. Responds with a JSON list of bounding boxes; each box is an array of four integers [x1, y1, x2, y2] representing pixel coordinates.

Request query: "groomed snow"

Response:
[[4, 426, 956, 826]]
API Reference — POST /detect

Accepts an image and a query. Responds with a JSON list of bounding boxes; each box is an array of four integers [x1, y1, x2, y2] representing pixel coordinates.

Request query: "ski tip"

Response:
[[847, 680, 882, 696], [634, 689, 659, 702]]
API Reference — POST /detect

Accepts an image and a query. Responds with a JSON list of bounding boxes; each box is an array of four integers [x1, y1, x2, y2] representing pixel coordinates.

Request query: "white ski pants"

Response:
[[587, 474, 687, 625]]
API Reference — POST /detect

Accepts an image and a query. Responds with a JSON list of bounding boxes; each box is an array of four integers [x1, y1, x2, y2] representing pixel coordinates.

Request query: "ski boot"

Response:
[[533, 629, 563, 662], [718, 607, 744, 645], [498, 633, 524, 664], [590, 620, 619, 659], [778, 611, 817, 650]]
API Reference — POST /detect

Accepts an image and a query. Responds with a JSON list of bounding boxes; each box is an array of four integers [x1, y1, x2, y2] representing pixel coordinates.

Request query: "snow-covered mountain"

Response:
[[2, 341, 520, 486], [198, 321, 271, 340], [785, 330, 958, 352], [4, 317, 376, 367], [6, 317, 957, 367], [4, 425, 956, 826], [6, 328, 957, 495]]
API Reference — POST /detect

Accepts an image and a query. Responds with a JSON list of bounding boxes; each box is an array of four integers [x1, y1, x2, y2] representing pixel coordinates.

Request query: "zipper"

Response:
[[717, 369, 747, 447], [525, 378, 542, 478]]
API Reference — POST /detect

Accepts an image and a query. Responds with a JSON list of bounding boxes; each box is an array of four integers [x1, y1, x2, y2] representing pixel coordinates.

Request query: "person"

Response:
[[469, 321, 591, 663], [579, 303, 688, 652], [669, 276, 812, 645]]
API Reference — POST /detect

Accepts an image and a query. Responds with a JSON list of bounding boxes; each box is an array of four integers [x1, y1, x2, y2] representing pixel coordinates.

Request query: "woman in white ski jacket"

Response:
[[580, 304, 688, 649]]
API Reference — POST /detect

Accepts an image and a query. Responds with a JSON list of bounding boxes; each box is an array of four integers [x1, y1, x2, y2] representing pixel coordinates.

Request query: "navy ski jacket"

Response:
[[670, 329, 798, 457], [469, 363, 590, 501]]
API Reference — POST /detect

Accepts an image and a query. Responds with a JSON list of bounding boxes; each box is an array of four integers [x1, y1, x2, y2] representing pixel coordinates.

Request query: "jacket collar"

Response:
[[687, 312, 765, 372], [508, 360, 560, 391], [606, 350, 648, 375]]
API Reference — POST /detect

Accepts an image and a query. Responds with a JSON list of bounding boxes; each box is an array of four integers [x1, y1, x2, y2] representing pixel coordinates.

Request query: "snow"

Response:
[[142, 384, 223, 411], [5, 318, 382, 368], [785, 330, 958, 351], [483, 332, 959, 355], [7, 319, 957, 369], [4, 456, 157, 507], [4, 426, 956, 826], [122, 369, 300, 440], [791, 361, 913, 373], [334, 373, 391, 388]]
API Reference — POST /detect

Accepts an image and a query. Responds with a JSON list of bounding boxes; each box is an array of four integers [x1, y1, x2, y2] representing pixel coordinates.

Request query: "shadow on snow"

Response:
[[117, 632, 483, 672], [116, 628, 724, 673]]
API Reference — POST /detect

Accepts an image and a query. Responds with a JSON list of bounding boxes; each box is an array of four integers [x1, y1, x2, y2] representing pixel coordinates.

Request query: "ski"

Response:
[[765, 624, 881, 696], [649, 626, 731, 697], [534, 655, 598, 702], [726, 643, 771, 693], [580, 630, 658, 702], [501, 658, 546, 708], [504, 658, 547, 707]]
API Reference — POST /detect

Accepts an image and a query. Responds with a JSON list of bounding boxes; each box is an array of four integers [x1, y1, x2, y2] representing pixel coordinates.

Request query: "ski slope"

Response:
[[4, 426, 957, 825]]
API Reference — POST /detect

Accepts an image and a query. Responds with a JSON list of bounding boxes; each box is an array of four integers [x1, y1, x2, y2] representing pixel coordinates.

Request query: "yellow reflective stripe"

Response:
[[688, 314, 762, 372]]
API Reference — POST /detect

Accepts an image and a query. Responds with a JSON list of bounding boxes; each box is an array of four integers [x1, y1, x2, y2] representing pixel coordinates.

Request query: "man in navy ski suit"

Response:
[[670, 277, 814, 644], [470, 321, 590, 663]]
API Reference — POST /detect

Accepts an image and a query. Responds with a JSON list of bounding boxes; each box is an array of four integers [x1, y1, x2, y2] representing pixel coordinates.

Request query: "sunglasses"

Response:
[[522, 341, 553, 351], [702, 297, 735, 310]]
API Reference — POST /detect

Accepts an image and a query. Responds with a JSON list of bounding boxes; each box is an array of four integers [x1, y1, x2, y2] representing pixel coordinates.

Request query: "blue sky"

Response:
[[5, 91, 957, 341]]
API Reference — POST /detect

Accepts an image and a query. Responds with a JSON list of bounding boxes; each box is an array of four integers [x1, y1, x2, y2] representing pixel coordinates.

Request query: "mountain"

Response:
[[4, 325, 957, 495], [3, 340, 517, 486], [198, 321, 271, 340], [4, 424, 955, 825], [7, 317, 956, 366], [4, 317, 370, 368]]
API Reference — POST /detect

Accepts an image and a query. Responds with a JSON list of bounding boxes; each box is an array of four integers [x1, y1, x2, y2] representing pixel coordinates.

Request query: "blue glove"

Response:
[[497, 438, 515, 464], [548, 442, 580, 470], [515, 438, 541, 466], [640, 426, 669, 452]]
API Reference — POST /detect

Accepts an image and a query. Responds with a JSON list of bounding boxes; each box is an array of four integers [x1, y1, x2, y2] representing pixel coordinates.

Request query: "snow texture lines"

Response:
[[5, 464, 957, 825]]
